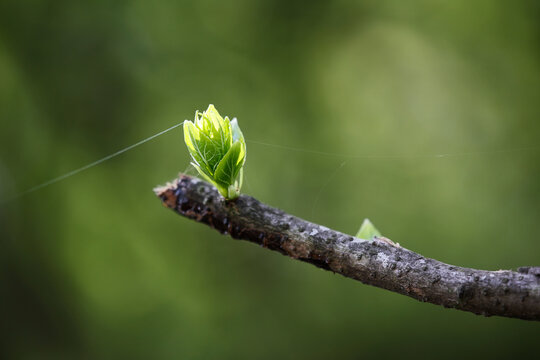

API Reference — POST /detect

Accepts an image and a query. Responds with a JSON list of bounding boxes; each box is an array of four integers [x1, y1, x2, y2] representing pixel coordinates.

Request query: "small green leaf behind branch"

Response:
[[356, 218, 381, 240]]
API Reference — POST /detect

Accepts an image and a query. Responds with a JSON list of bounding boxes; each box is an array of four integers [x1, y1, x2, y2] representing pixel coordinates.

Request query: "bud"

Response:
[[183, 105, 246, 199], [355, 218, 381, 240]]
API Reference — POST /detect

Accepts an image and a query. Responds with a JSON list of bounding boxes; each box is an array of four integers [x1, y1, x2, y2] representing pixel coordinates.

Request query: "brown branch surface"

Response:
[[154, 175, 540, 321]]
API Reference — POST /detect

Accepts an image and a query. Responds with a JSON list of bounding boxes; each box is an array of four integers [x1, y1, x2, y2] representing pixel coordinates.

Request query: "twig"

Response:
[[154, 175, 540, 321]]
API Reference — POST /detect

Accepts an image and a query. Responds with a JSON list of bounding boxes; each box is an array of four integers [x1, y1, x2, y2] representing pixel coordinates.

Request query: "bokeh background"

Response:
[[1, 0, 539, 358]]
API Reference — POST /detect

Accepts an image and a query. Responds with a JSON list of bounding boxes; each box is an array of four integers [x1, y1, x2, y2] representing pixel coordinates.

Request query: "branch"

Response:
[[154, 175, 540, 321]]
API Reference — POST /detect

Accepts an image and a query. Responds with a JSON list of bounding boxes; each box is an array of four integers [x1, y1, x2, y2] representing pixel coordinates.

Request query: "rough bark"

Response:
[[154, 175, 540, 321]]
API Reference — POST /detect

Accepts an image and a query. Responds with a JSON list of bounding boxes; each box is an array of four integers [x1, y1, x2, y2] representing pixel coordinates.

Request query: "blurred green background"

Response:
[[1, 0, 539, 358]]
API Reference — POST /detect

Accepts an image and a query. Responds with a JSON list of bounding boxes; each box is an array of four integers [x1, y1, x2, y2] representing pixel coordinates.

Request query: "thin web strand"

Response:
[[3, 123, 539, 204], [247, 139, 540, 160], [2, 122, 184, 203]]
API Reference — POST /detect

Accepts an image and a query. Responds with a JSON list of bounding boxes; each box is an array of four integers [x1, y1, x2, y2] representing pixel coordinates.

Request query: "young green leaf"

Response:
[[183, 105, 247, 200], [230, 118, 244, 143], [214, 141, 244, 186], [356, 218, 381, 240]]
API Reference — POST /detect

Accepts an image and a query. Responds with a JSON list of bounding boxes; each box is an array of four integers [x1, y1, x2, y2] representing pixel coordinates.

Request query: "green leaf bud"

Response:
[[355, 218, 381, 240], [183, 105, 246, 199]]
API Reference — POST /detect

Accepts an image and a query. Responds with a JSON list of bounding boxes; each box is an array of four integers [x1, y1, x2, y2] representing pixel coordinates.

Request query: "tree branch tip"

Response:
[[154, 174, 540, 321]]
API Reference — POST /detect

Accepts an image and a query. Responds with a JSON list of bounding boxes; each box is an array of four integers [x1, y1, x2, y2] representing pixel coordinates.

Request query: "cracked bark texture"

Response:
[[154, 175, 540, 321]]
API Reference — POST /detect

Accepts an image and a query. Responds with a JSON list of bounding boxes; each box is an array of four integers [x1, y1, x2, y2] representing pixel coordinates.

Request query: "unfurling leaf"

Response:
[[183, 105, 246, 199]]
